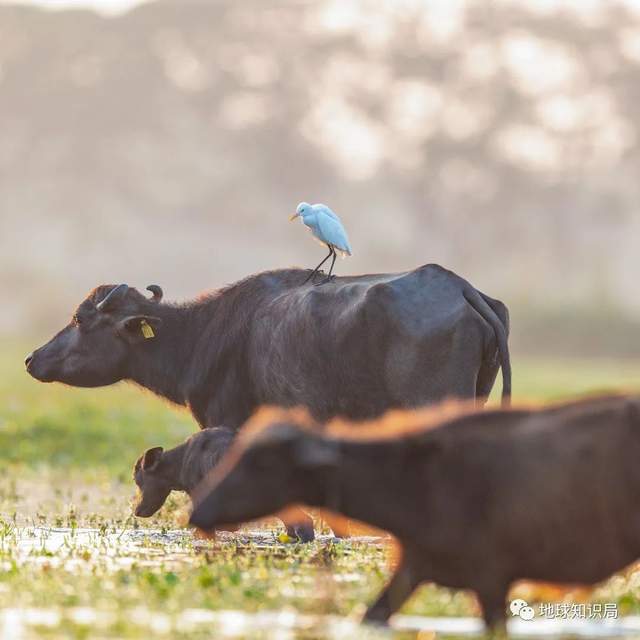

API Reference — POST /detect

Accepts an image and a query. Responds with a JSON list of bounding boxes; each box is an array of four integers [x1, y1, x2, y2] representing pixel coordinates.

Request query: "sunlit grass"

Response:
[[0, 341, 194, 478], [511, 357, 640, 402], [2, 339, 640, 637], [3, 338, 639, 474]]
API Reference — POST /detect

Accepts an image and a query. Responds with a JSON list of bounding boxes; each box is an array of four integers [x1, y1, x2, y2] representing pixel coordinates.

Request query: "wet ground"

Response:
[[4, 604, 640, 639], [4, 354, 640, 638], [2, 524, 640, 639]]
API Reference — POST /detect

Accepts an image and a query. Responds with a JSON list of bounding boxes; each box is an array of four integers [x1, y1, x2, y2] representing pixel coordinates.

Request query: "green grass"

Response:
[[3, 340, 639, 476], [0, 342, 194, 478], [2, 340, 640, 638], [513, 357, 640, 402]]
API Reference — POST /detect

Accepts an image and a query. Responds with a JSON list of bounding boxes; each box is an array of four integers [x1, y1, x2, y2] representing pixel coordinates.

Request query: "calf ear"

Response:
[[142, 446, 164, 470], [118, 316, 163, 342]]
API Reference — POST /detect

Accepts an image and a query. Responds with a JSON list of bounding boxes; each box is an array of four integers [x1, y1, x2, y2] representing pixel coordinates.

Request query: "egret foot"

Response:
[[313, 275, 335, 286], [303, 269, 325, 285], [303, 245, 334, 285]]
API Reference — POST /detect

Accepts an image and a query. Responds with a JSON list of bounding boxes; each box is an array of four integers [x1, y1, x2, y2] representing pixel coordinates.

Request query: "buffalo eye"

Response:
[[72, 314, 82, 326]]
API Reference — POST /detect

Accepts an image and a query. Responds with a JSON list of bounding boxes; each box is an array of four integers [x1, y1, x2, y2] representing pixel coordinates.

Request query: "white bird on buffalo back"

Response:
[[290, 202, 353, 285]]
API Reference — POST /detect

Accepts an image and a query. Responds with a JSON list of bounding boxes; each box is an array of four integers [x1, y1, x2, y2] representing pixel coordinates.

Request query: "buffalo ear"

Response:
[[295, 438, 339, 471], [142, 446, 163, 470], [118, 315, 163, 342]]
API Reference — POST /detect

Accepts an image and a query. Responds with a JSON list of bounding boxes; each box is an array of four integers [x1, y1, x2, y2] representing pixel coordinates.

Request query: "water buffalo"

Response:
[[189, 396, 640, 631], [133, 427, 235, 518], [132, 426, 315, 540], [26, 264, 511, 431]]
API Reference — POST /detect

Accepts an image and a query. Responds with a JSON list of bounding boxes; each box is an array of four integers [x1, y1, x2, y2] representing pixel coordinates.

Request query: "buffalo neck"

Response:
[[316, 437, 422, 540], [125, 271, 306, 428], [126, 303, 202, 408], [161, 442, 189, 492]]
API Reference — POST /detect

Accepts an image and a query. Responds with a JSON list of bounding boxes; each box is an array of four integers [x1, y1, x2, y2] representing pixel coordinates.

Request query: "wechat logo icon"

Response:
[[510, 598, 535, 621]]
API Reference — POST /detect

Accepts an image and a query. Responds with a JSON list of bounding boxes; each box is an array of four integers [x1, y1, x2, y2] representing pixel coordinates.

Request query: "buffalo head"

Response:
[[25, 284, 164, 387], [132, 446, 172, 517]]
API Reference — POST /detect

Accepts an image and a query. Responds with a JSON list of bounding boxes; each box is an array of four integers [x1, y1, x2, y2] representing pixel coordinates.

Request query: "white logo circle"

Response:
[[510, 599, 535, 620], [520, 606, 535, 621], [510, 599, 528, 617]]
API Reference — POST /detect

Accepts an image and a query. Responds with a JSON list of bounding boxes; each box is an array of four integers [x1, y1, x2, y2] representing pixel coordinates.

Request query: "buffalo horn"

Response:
[[96, 284, 129, 311], [146, 285, 163, 303]]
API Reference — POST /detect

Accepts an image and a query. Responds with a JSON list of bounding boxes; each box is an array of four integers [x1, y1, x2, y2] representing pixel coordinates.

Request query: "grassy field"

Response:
[[2, 341, 640, 638]]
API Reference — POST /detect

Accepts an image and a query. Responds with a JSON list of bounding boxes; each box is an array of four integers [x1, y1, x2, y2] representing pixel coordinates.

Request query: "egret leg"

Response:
[[315, 248, 337, 286], [327, 250, 337, 278], [303, 247, 333, 284]]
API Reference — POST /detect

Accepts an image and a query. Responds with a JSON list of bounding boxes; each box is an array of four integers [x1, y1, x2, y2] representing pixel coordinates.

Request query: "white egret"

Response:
[[290, 202, 353, 284]]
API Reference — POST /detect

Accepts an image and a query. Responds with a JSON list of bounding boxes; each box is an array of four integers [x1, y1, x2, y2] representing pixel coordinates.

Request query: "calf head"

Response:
[[133, 446, 173, 517], [25, 284, 163, 387], [189, 421, 339, 532]]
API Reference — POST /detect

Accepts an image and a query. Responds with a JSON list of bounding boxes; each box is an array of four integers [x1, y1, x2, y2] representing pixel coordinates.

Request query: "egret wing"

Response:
[[316, 211, 353, 255], [312, 204, 340, 222]]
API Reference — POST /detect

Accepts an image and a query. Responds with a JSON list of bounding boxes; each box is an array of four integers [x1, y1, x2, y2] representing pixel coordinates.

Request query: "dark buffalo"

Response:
[[189, 396, 640, 631], [26, 264, 511, 430]]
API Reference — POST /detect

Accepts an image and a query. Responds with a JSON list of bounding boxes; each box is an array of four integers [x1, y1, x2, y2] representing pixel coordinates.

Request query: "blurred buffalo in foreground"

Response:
[[189, 396, 640, 631], [26, 263, 511, 430]]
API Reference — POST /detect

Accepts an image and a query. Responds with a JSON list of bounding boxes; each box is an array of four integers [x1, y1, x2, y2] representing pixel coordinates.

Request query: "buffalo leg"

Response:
[[303, 247, 333, 284], [282, 507, 315, 542], [364, 560, 420, 624], [476, 584, 508, 633]]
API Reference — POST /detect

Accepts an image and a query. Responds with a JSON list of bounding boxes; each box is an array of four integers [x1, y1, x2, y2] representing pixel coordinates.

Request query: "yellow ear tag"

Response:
[[140, 320, 155, 339]]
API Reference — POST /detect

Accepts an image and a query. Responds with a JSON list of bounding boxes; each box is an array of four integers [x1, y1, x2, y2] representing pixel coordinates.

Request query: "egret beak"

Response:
[[289, 213, 300, 221]]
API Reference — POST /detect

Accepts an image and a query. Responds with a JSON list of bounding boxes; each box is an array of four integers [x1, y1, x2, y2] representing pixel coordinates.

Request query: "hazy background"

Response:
[[2, 0, 640, 358]]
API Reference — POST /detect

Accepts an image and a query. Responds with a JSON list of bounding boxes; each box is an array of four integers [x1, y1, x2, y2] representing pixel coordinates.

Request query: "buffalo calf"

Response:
[[189, 397, 640, 630], [133, 427, 315, 542], [133, 427, 234, 517]]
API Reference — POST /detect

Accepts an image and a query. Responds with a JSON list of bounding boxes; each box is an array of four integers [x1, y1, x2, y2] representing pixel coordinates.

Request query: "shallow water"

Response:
[[3, 606, 640, 639], [0, 607, 383, 640], [3, 526, 640, 639], [5, 525, 384, 568]]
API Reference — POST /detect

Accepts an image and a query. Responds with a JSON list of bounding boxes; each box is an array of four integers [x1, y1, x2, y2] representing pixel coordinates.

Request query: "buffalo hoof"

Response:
[[362, 609, 391, 627], [286, 522, 315, 543]]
